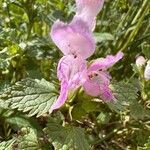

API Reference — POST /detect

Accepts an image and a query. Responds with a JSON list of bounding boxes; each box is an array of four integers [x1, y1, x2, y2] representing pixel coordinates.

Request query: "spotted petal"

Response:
[[57, 55, 87, 89], [83, 71, 114, 101], [83, 71, 111, 97]]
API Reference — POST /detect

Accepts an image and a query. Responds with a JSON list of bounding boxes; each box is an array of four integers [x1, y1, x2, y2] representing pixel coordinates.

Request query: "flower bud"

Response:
[[144, 60, 150, 80], [136, 56, 146, 67]]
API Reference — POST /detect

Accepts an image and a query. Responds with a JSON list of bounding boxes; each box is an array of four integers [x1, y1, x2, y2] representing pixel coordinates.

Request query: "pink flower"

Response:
[[50, 19, 95, 59], [50, 17, 96, 113], [83, 52, 124, 101], [144, 60, 150, 80], [74, 0, 104, 30], [49, 0, 118, 112]]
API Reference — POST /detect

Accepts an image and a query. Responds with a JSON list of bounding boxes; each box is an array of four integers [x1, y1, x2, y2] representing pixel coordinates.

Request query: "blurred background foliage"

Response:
[[0, 0, 150, 149]]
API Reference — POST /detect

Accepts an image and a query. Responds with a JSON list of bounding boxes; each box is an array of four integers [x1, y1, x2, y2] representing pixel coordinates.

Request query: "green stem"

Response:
[[116, 0, 149, 51], [143, 23, 150, 35], [121, 1, 149, 51], [124, 0, 148, 37], [116, 2, 135, 32], [116, 6, 138, 49]]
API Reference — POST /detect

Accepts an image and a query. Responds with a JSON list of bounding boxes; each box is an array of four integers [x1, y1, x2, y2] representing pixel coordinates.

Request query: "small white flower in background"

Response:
[[144, 60, 150, 80], [136, 56, 146, 67]]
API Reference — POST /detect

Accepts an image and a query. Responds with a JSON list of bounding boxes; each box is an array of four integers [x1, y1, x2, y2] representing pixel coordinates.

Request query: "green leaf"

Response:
[[82, 99, 99, 113], [0, 99, 9, 109], [144, 139, 150, 149], [108, 79, 140, 112], [94, 33, 114, 43], [0, 80, 10, 94], [15, 127, 52, 150], [44, 118, 90, 150], [0, 78, 57, 117], [130, 100, 150, 120], [5, 113, 42, 132], [108, 79, 150, 119], [0, 139, 16, 150]]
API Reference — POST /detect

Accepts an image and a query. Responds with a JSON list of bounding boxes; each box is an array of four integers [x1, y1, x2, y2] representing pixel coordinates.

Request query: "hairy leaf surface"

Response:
[[44, 118, 90, 150], [0, 78, 57, 117]]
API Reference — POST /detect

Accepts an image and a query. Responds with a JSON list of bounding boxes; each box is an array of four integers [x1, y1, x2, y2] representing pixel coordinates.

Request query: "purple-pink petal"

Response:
[[57, 55, 87, 89], [50, 19, 95, 59], [75, 0, 104, 30], [83, 78, 101, 96], [49, 81, 68, 113], [136, 56, 146, 67], [83, 71, 111, 97], [83, 71, 115, 101], [88, 51, 124, 72], [76, 0, 104, 15], [99, 84, 115, 102]]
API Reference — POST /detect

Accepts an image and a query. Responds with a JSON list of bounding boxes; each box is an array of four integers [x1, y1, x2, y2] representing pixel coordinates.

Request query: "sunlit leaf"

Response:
[[0, 139, 15, 150], [0, 78, 57, 117]]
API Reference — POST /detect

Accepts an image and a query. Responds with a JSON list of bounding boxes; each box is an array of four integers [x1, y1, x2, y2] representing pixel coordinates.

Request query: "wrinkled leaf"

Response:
[[108, 79, 140, 112], [0, 78, 57, 117], [0, 139, 15, 150], [44, 118, 90, 150]]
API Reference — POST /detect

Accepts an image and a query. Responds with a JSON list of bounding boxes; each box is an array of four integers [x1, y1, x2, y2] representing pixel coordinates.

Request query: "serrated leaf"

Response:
[[130, 100, 150, 120], [0, 78, 57, 117], [0, 99, 9, 109], [0, 139, 16, 150], [108, 79, 140, 112], [44, 118, 90, 150], [0, 80, 10, 94]]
